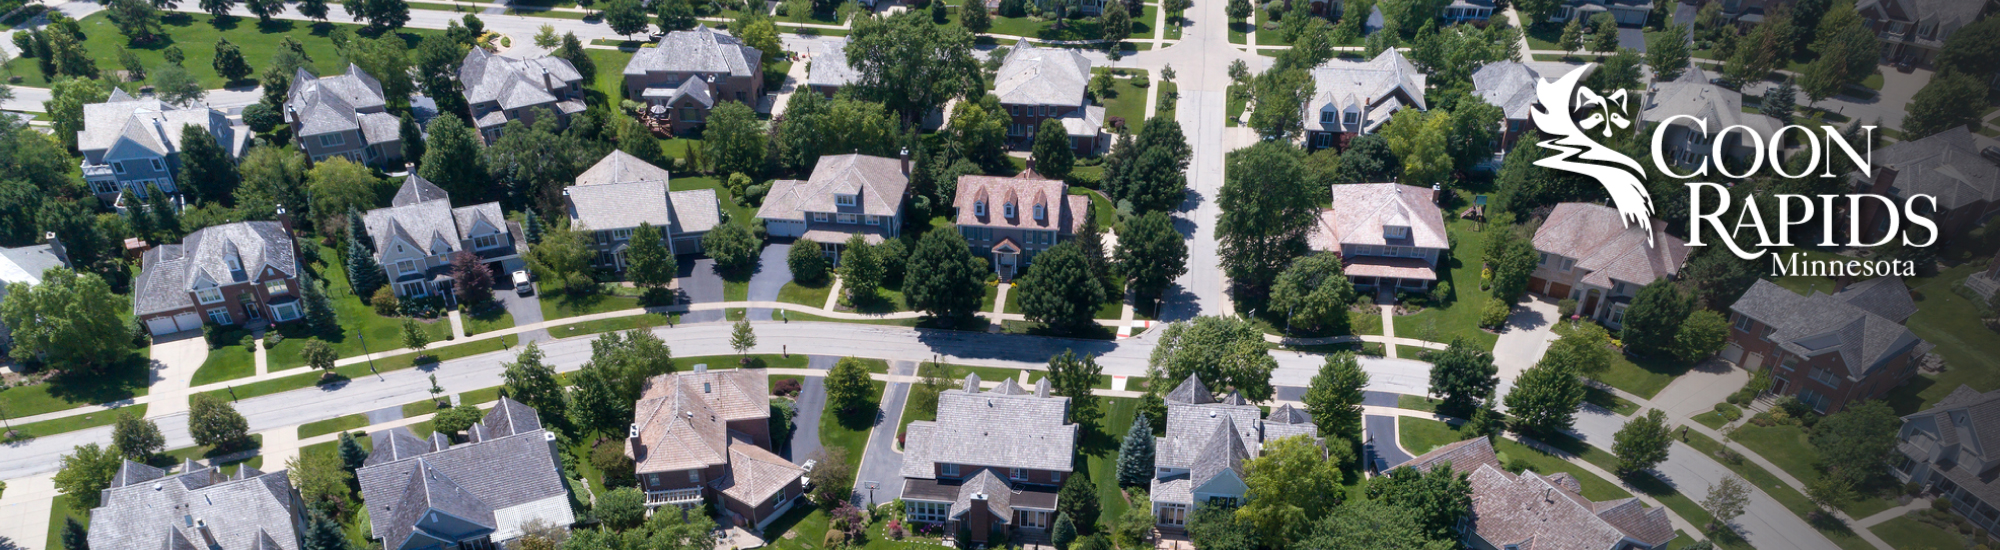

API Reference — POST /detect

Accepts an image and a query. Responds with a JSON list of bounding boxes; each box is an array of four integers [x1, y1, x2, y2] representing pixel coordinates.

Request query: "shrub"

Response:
[[1429, 281, 1452, 305], [773, 378, 803, 397], [372, 287, 400, 316], [1557, 298, 1578, 317], [1936, 497, 1954, 512], [590, 439, 637, 488], [1481, 300, 1511, 329], [1357, 294, 1374, 310], [1905, 482, 1923, 496], [1504, 457, 1532, 473], [1713, 448, 1744, 465], [263, 332, 285, 349], [1713, 402, 1742, 421]]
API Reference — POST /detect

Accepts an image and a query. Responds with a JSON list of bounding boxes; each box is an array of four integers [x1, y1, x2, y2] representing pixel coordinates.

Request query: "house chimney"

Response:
[[275, 204, 295, 238], [44, 232, 69, 267], [1432, 183, 1442, 205], [1359, 97, 1370, 135], [286, 106, 299, 129], [542, 67, 553, 93], [1025, 157, 1037, 173], [899, 147, 910, 176], [194, 519, 218, 548]]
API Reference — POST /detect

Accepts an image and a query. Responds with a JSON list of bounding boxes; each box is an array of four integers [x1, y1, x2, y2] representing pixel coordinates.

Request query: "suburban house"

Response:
[[87, 460, 305, 550], [357, 397, 577, 550], [565, 150, 723, 267], [1301, 49, 1427, 152], [0, 234, 71, 353], [1400, 437, 1676, 550], [1642, 67, 1781, 169], [900, 374, 1078, 545], [362, 174, 522, 300], [1471, 61, 1541, 152], [1528, 202, 1690, 329], [1548, 0, 1653, 25], [1308, 183, 1449, 293], [993, 45, 1106, 155], [1442, 0, 1495, 22], [1852, 127, 2000, 244], [1709, 0, 1791, 28], [1856, 0, 1983, 67], [1149, 376, 1320, 532], [803, 39, 860, 99], [1890, 384, 2000, 537], [78, 88, 251, 200], [460, 48, 586, 143], [1726, 278, 1931, 413], [133, 215, 303, 336], [758, 153, 910, 262], [284, 64, 404, 167], [625, 366, 805, 529], [623, 26, 765, 134], [953, 170, 1091, 280]]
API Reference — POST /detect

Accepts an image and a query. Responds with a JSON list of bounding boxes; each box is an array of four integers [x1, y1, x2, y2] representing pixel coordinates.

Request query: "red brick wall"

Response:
[[1728, 312, 1917, 413]]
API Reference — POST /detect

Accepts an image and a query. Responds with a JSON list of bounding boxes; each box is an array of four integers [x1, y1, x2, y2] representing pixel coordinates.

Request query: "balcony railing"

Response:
[[81, 162, 115, 179], [646, 488, 703, 507]]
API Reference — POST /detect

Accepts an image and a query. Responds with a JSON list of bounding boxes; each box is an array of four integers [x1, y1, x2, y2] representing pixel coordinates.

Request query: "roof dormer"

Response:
[[1004, 201, 1017, 219], [836, 192, 858, 207], [1385, 225, 1409, 239]]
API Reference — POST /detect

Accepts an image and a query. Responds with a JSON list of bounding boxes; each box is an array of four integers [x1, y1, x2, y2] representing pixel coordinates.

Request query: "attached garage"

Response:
[[674, 234, 705, 255], [1528, 276, 1549, 295], [1549, 282, 1573, 302], [1721, 343, 1744, 364], [146, 311, 202, 336]]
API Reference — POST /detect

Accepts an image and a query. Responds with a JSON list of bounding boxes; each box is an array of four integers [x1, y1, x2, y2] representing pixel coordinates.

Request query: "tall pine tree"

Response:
[[300, 274, 337, 333], [346, 237, 386, 299], [345, 209, 372, 253], [146, 183, 180, 240], [1116, 411, 1155, 487]]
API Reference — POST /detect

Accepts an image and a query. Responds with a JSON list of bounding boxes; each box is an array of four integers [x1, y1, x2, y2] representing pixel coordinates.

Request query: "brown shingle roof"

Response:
[[628, 369, 771, 474], [1399, 437, 1673, 550], [954, 172, 1088, 233], [1312, 183, 1448, 251], [1532, 203, 1689, 289]]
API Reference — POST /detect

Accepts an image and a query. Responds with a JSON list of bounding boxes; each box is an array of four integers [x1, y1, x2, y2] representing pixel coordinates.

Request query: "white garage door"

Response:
[[1721, 343, 1744, 364], [173, 312, 202, 332], [146, 317, 180, 336]]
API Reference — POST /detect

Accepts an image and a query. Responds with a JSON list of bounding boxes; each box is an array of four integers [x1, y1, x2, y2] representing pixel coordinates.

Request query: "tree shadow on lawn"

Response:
[[832, 396, 881, 433], [39, 353, 152, 407]]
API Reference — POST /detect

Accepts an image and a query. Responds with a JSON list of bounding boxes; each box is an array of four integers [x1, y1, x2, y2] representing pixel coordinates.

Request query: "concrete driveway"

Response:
[[493, 262, 547, 344], [1491, 295, 1562, 400], [678, 256, 727, 324], [785, 355, 833, 464], [747, 242, 795, 322], [145, 331, 210, 418], [1362, 415, 1414, 473], [1649, 359, 1748, 421], [852, 360, 916, 507], [0, 474, 55, 550]]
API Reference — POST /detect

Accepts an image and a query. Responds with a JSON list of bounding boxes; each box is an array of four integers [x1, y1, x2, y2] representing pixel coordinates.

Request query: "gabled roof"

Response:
[[1157, 394, 1262, 470], [89, 462, 303, 550], [568, 152, 679, 232], [1311, 183, 1449, 251], [0, 241, 70, 287], [357, 404, 574, 550], [716, 437, 806, 506], [1731, 280, 1928, 382], [901, 373, 1077, 478], [1164, 375, 1216, 405], [576, 149, 672, 187], [755, 154, 910, 221], [1401, 437, 1673, 550], [1303, 49, 1427, 133], [993, 45, 1092, 107], [393, 174, 451, 207], [79, 96, 248, 160], [284, 64, 390, 138], [804, 39, 860, 89], [947, 469, 1016, 521], [1532, 202, 1689, 289], [625, 25, 762, 79], [1901, 385, 2000, 505], [459, 48, 583, 110], [1855, 0, 1981, 48], [1643, 66, 1779, 139], [1862, 127, 2000, 211], [134, 221, 298, 316], [953, 172, 1089, 233], [1189, 415, 1252, 489], [1472, 62, 1541, 121], [1834, 276, 1917, 324], [628, 368, 771, 474]]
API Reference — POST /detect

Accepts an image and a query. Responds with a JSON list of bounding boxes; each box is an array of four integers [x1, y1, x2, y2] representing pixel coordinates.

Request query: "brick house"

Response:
[[993, 45, 1106, 155], [1725, 278, 1931, 414], [1471, 62, 1541, 153], [625, 366, 805, 530], [1149, 376, 1320, 532], [953, 169, 1091, 280], [133, 214, 303, 336], [900, 374, 1077, 544], [1890, 384, 2000, 539], [757, 153, 910, 263], [623, 26, 765, 134], [1528, 202, 1689, 329], [284, 64, 404, 168], [565, 150, 723, 266], [460, 48, 586, 144], [362, 174, 522, 300], [1308, 183, 1449, 293], [1856, 0, 1983, 67], [1399, 437, 1675, 550], [357, 398, 577, 550], [1301, 50, 1425, 152], [1852, 127, 2000, 245]]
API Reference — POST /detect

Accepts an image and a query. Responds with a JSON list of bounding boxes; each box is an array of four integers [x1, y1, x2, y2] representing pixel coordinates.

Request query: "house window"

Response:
[[398, 260, 418, 276], [1558, 258, 1575, 272], [226, 255, 242, 271], [1538, 252, 1549, 266], [975, 201, 987, 217], [1004, 202, 1017, 218], [1014, 510, 1050, 529], [907, 501, 949, 523], [837, 194, 858, 206], [207, 307, 232, 325], [1809, 367, 1841, 387], [865, 215, 880, 226], [1609, 305, 1626, 325], [680, 107, 703, 122], [150, 158, 165, 171], [1051, 471, 1062, 484], [1312, 133, 1335, 148], [1320, 111, 1336, 124], [941, 463, 960, 477], [1760, 326, 1775, 342], [688, 470, 701, 483], [320, 133, 345, 147], [264, 279, 290, 296], [271, 301, 301, 322], [837, 213, 859, 224], [1011, 468, 1026, 481], [813, 212, 830, 223], [613, 228, 634, 240], [401, 280, 427, 296], [473, 234, 501, 249], [1733, 314, 1753, 332], [196, 287, 225, 304], [113, 161, 127, 174], [1343, 111, 1359, 125], [1156, 504, 1188, 526], [1781, 356, 1800, 371], [1611, 281, 1626, 294]]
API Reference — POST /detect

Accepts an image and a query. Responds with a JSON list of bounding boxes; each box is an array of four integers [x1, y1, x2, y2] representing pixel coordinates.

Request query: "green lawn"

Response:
[[1559, 431, 1756, 550], [584, 49, 637, 101], [264, 246, 453, 370], [819, 380, 885, 472], [297, 413, 369, 439], [461, 303, 514, 336], [545, 312, 679, 337], [1397, 394, 1438, 412], [1681, 431, 1879, 550], [192, 333, 257, 386], [1, 13, 443, 88], [1693, 410, 1732, 430], [1898, 263, 2000, 411], [1154, 80, 1178, 121], [766, 310, 923, 326], [460, 385, 504, 405], [1080, 397, 1141, 528], [1399, 418, 1633, 502], [3, 404, 146, 439], [1224, 84, 1245, 127], [1590, 353, 1693, 399], [777, 280, 835, 309], [1870, 515, 1971, 550], [198, 333, 516, 402], [1391, 216, 1501, 350], [0, 353, 150, 420], [1093, 69, 1149, 129], [44, 495, 86, 550], [1729, 423, 1898, 519], [540, 286, 643, 320]]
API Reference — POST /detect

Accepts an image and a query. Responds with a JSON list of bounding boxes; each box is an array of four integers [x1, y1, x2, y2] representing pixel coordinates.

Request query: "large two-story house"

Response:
[[363, 174, 522, 299], [284, 64, 404, 168], [77, 89, 251, 200], [1308, 183, 1449, 293], [1149, 376, 1320, 532], [1856, 0, 1982, 68], [1529, 202, 1689, 328], [625, 366, 805, 529], [1891, 385, 2000, 538], [1301, 50, 1426, 152], [88, 459, 305, 550], [1726, 278, 1930, 413], [565, 150, 723, 268], [758, 153, 910, 262], [1471, 62, 1541, 153], [900, 374, 1078, 545], [953, 170, 1090, 280], [1642, 67, 1782, 169], [1548, 0, 1653, 26], [133, 214, 303, 336], [993, 45, 1106, 155], [357, 398, 577, 550], [1398, 437, 1676, 550], [1852, 127, 2000, 245], [460, 48, 586, 144], [623, 26, 766, 134]]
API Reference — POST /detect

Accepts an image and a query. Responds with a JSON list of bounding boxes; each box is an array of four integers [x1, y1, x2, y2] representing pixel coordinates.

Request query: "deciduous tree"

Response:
[[824, 356, 873, 414], [903, 229, 986, 322], [1621, 279, 1694, 357], [1237, 435, 1346, 547], [625, 222, 674, 292], [1217, 141, 1317, 301], [1701, 476, 1750, 532], [418, 115, 487, 202], [503, 343, 567, 422], [1, 268, 130, 371], [1503, 356, 1585, 435], [1269, 252, 1357, 333], [1018, 242, 1106, 334], [1031, 119, 1076, 179], [111, 413, 164, 459], [730, 317, 757, 361], [1613, 409, 1672, 474], [189, 393, 251, 449], [1364, 459, 1472, 541], [1148, 316, 1277, 402], [704, 102, 766, 178], [846, 11, 981, 123], [1114, 211, 1186, 301], [1304, 351, 1367, 442], [54, 443, 121, 508], [1047, 350, 1104, 427], [1427, 338, 1498, 416], [1902, 72, 1986, 141]]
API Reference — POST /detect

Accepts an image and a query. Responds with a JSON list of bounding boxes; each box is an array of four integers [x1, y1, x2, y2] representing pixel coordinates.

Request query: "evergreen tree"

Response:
[[345, 209, 372, 253], [337, 432, 368, 473], [1115, 412, 1155, 487], [1017, 242, 1106, 334], [62, 518, 88, 550], [557, 32, 597, 91], [1051, 514, 1077, 550], [301, 275, 337, 333], [1031, 118, 1076, 179], [145, 183, 179, 240], [1055, 474, 1100, 533], [1075, 206, 1112, 297], [523, 209, 544, 244], [398, 112, 425, 164], [301, 510, 352, 550], [179, 124, 239, 204], [120, 187, 155, 241], [346, 237, 386, 299], [1761, 78, 1797, 125], [1100, 0, 1131, 43]]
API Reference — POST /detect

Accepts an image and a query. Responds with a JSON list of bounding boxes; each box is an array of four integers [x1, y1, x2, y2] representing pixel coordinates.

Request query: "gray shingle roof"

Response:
[[900, 374, 1076, 479], [993, 45, 1091, 107], [1304, 49, 1426, 133], [755, 154, 909, 222], [284, 64, 391, 139], [1731, 279, 1927, 382], [1472, 62, 1541, 121], [0, 242, 69, 286], [716, 437, 806, 506], [1643, 66, 1778, 139], [1532, 202, 1689, 289], [1157, 400, 1261, 470], [1401, 437, 1672, 550], [948, 469, 1016, 521], [1862, 127, 2000, 211], [134, 222, 298, 316], [393, 174, 451, 206], [668, 189, 723, 235], [1164, 375, 1216, 405], [626, 26, 762, 79], [80, 96, 248, 160], [1834, 276, 1917, 324], [357, 415, 574, 549], [575, 149, 671, 187], [567, 180, 674, 232], [460, 48, 584, 111], [89, 463, 301, 550], [1856, 0, 1982, 48], [804, 40, 860, 89], [1902, 385, 2000, 506]]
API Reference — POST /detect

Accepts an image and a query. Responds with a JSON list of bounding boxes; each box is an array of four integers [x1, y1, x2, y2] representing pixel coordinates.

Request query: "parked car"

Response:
[[1983, 146, 2000, 165], [513, 270, 533, 296]]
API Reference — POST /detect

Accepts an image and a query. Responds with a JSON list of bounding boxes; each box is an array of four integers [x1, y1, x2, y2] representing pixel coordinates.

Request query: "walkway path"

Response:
[[1379, 304, 1398, 357]]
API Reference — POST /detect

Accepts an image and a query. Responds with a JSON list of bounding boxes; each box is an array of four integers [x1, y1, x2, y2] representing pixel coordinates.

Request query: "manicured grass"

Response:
[[1729, 423, 1899, 519], [1591, 352, 1693, 399], [1899, 263, 2000, 411], [45, 494, 86, 550], [0, 353, 150, 420], [1071, 186, 1121, 231], [1399, 418, 1633, 502], [407, 1, 479, 12], [1, 13, 443, 88], [778, 280, 835, 309], [199, 334, 517, 402], [1391, 216, 1500, 350], [3, 404, 146, 439], [682, 353, 811, 370], [1561, 431, 1754, 550], [1584, 385, 1639, 416], [461, 385, 504, 405], [1693, 410, 1731, 430], [546, 312, 680, 337], [669, 176, 760, 232], [766, 310, 923, 326], [584, 49, 637, 101], [297, 413, 369, 439], [1154, 80, 1178, 121], [461, 304, 514, 336], [192, 334, 257, 385], [540, 287, 643, 320], [819, 380, 885, 472], [1094, 68, 1149, 129], [1081, 397, 1140, 528], [265, 247, 453, 370], [1224, 84, 1246, 127], [402, 398, 449, 418], [1681, 431, 1879, 550], [1397, 394, 1438, 412], [1870, 515, 1970, 550]]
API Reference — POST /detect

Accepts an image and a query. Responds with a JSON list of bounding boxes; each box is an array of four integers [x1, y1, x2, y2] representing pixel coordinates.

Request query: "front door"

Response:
[[239, 293, 263, 321]]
